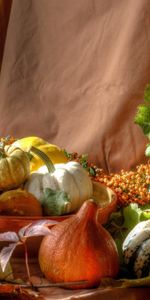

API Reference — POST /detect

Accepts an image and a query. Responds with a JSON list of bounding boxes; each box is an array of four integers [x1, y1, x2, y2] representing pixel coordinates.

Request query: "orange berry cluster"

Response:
[[93, 163, 150, 207]]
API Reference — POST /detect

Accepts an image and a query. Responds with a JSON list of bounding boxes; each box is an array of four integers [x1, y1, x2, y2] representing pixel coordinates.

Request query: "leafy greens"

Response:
[[134, 84, 150, 156], [106, 203, 150, 263]]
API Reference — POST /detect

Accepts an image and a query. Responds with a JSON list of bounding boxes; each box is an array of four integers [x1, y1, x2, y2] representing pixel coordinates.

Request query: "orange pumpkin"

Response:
[[39, 199, 119, 289], [0, 189, 43, 216]]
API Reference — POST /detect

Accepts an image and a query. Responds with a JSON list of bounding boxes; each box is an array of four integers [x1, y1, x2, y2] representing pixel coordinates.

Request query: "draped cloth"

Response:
[[0, 1, 150, 299], [0, 0, 12, 69], [0, 0, 149, 173]]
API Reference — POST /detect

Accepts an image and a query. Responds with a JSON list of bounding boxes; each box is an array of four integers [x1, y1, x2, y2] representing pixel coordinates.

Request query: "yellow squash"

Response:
[[11, 136, 68, 172]]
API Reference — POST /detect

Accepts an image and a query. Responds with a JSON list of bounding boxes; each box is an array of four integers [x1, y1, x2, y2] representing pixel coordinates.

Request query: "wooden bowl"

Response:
[[0, 215, 70, 258], [92, 181, 117, 224], [0, 215, 69, 234]]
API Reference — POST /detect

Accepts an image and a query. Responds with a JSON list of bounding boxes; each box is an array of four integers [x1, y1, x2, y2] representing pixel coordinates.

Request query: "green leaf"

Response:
[[144, 84, 150, 102], [140, 211, 150, 221], [140, 204, 150, 220], [134, 85, 150, 142], [106, 204, 142, 262], [43, 188, 71, 216], [80, 154, 88, 167], [134, 104, 150, 138], [123, 203, 141, 234], [89, 167, 96, 176], [63, 149, 72, 159]]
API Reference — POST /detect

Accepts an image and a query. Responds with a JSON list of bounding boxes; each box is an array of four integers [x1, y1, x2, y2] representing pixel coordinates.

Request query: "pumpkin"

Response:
[[0, 189, 42, 216], [11, 136, 68, 172], [0, 145, 30, 191], [24, 147, 93, 214], [39, 199, 119, 289], [123, 220, 150, 278]]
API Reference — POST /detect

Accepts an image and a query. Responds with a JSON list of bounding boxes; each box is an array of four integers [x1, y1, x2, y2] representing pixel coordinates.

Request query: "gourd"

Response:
[[25, 147, 93, 215], [39, 199, 119, 289], [123, 220, 150, 278], [0, 143, 30, 191], [11, 136, 68, 172], [0, 189, 42, 216]]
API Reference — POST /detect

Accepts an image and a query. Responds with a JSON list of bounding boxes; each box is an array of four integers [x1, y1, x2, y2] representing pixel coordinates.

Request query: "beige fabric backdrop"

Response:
[[0, 0, 12, 69], [0, 0, 149, 172]]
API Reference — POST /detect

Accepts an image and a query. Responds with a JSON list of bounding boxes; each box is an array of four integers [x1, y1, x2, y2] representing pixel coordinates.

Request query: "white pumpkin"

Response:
[[25, 161, 93, 214]]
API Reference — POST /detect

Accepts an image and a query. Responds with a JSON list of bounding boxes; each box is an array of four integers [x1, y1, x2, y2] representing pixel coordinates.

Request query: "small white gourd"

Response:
[[24, 147, 93, 215]]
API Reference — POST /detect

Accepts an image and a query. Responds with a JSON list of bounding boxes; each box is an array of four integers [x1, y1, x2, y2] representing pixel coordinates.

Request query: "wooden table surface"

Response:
[[0, 219, 149, 300], [9, 258, 150, 300]]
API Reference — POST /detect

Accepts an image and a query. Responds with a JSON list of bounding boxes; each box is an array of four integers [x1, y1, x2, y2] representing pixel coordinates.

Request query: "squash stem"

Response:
[[30, 146, 55, 173]]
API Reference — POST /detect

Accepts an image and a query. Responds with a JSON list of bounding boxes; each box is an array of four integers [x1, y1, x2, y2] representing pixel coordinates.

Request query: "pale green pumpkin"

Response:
[[24, 147, 93, 215]]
